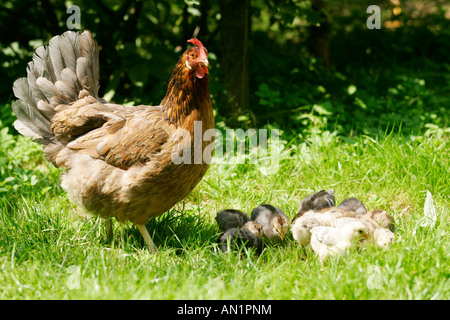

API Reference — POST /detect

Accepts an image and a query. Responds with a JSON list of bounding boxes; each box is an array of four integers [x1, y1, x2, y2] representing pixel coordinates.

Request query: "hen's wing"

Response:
[[11, 30, 170, 171], [53, 100, 170, 169]]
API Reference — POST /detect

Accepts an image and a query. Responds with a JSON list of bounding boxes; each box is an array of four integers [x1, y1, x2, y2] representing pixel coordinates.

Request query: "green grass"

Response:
[[0, 125, 449, 299]]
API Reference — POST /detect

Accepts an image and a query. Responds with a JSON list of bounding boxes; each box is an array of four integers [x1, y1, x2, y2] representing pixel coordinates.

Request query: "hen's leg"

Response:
[[103, 218, 113, 241], [136, 224, 158, 253]]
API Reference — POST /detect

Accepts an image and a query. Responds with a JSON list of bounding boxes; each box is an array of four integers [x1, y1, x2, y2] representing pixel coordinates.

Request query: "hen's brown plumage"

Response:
[[11, 30, 214, 252]]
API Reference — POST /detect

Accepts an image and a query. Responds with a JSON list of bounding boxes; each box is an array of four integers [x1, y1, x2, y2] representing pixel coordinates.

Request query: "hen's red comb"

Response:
[[187, 38, 204, 48]]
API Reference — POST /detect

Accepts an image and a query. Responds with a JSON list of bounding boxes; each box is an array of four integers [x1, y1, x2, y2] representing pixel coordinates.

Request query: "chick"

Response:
[[333, 217, 360, 228], [291, 207, 355, 245], [310, 220, 368, 261], [336, 215, 378, 236], [362, 209, 394, 231], [251, 204, 289, 242], [291, 213, 321, 245], [372, 228, 395, 248], [217, 227, 263, 254], [215, 209, 250, 231], [293, 189, 335, 222], [338, 197, 367, 215], [242, 220, 264, 238], [334, 217, 395, 248], [301, 189, 336, 211]]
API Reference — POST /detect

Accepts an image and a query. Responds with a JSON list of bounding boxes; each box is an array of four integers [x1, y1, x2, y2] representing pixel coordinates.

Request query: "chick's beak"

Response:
[[357, 233, 369, 246]]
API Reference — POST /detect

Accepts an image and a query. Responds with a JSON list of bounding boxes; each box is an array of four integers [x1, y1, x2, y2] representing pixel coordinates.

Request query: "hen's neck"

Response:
[[160, 56, 211, 128]]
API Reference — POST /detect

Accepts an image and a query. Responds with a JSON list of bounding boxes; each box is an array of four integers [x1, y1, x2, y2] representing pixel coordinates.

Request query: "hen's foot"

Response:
[[136, 224, 158, 253], [103, 218, 113, 242]]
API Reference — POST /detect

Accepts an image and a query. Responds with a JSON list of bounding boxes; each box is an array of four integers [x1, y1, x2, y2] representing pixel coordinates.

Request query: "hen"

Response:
[[11, 30, 214, 253]]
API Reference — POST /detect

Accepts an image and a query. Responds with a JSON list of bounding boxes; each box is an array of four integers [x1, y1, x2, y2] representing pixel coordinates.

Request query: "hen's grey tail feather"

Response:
[[11, 30, 100, 152]]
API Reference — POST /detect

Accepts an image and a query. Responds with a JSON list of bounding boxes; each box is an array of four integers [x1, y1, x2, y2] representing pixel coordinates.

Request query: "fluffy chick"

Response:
[[217, 227, 262, 254], [310, 220, 368, 261], [242, 220, 264, 238], [293, 189, 335, 222], [338, 197, 367, 215], [215, 209, 250, 231], [336, 215, 378, 236], [373, 228, 395, 248], [291, 207, 355, 245], [334, 217, 395, 248], [251, 204, 289, 242], [334, 217, 359, 228], [292, 211, 324, 245], [362, 209, 395, 231]]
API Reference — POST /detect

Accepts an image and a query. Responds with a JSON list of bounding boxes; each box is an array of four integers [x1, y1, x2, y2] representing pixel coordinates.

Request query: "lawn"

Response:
[[0, 124, 448, 300], [1, 0, 449, 303]]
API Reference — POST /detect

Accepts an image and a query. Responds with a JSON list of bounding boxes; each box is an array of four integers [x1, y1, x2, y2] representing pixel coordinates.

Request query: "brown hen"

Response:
[[11, 31, 214, 253]]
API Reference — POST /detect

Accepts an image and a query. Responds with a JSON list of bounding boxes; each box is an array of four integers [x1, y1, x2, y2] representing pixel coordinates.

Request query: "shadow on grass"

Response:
[[118, 207, 219, 253]]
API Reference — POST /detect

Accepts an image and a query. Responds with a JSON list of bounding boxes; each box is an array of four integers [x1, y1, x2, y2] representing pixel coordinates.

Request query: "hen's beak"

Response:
[[200, 58, 209, 67], [199, 59, 209, 73]]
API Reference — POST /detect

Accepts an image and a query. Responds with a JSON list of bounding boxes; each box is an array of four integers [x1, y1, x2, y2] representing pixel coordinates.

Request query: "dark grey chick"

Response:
[[300, 189, 335, 211], [217, 228, 263, 254], [338, 197, 367, 215], [215, 209, 250, 231], [292, 189, 335, 223], [251, 204, 289, 242]]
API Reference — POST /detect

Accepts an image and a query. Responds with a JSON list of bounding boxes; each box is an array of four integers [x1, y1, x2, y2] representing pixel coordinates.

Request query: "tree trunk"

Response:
[[219, 0, 250, 121], [310, 0, 330, 70]]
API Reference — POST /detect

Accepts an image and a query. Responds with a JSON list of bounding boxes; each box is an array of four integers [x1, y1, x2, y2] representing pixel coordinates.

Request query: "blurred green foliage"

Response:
[[0, 125, 61, 198], [0, 0, 448, 138]]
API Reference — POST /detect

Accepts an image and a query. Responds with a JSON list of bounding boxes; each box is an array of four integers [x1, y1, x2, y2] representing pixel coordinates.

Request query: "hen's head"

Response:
[[185, 38, 209, 79]]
